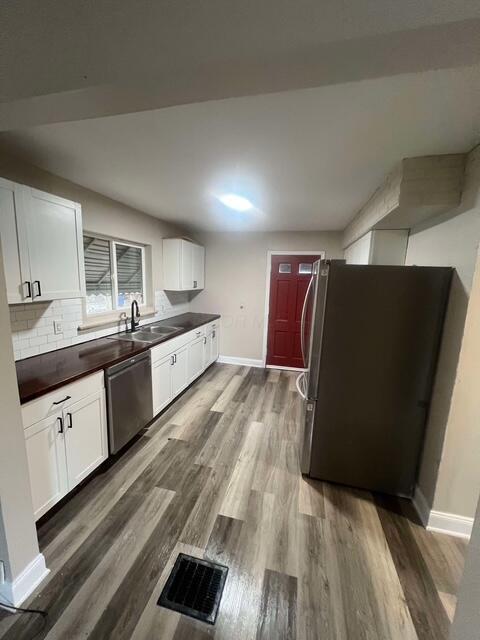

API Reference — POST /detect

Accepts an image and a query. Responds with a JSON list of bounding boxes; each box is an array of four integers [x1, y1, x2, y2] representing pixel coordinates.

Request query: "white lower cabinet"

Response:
[[22, 372, 108, 521], [152, 354, 174, 415], [151, 321, 220, 418], [204, 323, 219, 368], [64, 390, 107, 489], [24, 414, 68, 521], [171, 345, 189, 396], [188, 336, 205, 382]]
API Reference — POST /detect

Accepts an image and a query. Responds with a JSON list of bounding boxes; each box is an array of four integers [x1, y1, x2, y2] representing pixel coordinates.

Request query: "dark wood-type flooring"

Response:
[[0, 364, 467, 639]]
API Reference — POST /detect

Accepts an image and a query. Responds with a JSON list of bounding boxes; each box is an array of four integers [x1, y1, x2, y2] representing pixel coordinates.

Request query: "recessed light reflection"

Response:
[[216, 193, 254, 212]]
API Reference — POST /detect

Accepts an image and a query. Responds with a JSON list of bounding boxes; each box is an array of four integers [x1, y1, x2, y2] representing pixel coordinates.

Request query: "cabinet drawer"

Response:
[[205, 320, 218, 335], [190, 326, 206, 339], [22, 371, 105, 429], [150, 327, 204, 363], [151, 334, 187, 363]]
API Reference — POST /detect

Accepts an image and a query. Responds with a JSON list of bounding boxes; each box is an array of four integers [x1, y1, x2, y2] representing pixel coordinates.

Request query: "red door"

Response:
[[266, 255, 319, 369]]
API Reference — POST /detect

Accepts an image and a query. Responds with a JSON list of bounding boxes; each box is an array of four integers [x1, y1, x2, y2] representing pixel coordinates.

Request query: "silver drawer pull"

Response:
[[53, 395, 71, 405]]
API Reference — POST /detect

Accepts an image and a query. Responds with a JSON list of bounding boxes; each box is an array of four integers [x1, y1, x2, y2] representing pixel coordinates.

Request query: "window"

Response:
[[298, 263, 313, 274], [278, 263, 292, 273], [83, 235, 146, 315]]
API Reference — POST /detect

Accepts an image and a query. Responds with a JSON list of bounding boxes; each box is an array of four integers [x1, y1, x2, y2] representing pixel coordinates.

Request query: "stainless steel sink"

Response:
[[107, 325, 182, 344], [140, 325, 182, 335]]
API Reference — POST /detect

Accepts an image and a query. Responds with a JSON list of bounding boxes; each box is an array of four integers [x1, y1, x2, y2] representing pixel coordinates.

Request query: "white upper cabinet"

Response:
[[192, 243, 205, 290], [163, 238, 205, 291], [0, 177, 85, 303], [25, 189, 85, 300], [0, 178, 30, 303]]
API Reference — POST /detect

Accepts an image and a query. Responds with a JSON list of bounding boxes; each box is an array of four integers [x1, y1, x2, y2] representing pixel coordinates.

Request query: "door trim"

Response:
[[261, 250, 325, 368]]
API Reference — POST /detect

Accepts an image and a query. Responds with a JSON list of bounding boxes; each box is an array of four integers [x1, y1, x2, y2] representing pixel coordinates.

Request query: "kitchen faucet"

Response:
[[129, 300, 140, 332]]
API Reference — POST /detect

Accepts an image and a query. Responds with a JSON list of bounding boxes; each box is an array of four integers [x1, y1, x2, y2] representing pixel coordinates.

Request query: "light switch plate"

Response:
[[53, 320, 63, 334]]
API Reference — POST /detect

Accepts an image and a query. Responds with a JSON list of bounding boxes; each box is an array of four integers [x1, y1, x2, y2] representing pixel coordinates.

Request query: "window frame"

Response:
[[83, 233, 147, 318]]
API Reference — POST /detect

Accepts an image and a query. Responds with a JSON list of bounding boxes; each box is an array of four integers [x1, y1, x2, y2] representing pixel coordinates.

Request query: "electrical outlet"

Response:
[[53, 320, 63, 335]]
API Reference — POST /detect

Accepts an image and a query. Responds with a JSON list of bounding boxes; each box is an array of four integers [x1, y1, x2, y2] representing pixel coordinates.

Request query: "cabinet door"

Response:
[[152, 354, 173, 415], [24, 414, 68, 521], [180, 240, 193, 290], [0, 179, 31, 303], [188, 336, 205, 382], [64, 390, 108, 490], [192, 244, 205, 290], [171, 345, 189, 396], [210, 328, 219, 364], [23, 187, 85, 300]]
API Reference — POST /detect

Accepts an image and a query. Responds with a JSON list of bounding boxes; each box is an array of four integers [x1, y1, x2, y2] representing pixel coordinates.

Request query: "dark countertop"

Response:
[[16, 312, 220, 404]]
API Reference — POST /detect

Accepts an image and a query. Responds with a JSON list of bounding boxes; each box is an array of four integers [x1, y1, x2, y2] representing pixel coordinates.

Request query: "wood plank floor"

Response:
[[0, 364, 467, 640]]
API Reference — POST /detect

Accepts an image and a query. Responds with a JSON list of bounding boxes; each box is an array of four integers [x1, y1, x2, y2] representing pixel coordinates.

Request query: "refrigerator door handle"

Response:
[[296, 371, 306, 399], [300, 275, 314, 367]]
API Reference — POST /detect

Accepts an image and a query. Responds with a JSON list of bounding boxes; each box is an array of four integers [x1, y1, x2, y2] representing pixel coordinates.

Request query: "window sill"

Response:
[[78, 306, 156, 333]]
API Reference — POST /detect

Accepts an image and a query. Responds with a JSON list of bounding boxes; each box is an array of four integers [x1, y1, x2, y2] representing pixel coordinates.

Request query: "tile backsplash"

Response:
[[10, 290, 190, 361]]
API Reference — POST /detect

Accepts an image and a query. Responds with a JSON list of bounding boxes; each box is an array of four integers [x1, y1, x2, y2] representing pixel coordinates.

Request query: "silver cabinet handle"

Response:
[[66, 412, 73, 429], [57, 416, 64, 434], [171, 355, 175, 365], [53, 395, 71, 405], [203, 336, 207, 344], [193, 280, 197, 288], [174, 353, 177, 364]]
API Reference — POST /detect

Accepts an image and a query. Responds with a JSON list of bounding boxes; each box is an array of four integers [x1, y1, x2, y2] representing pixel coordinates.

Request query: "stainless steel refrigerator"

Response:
[[298, 259, 452, 497]]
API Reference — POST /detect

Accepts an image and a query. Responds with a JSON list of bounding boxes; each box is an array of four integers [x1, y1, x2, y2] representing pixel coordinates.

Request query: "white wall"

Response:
[[406, 145, 480, 518], [0, 151, 190, 359], [0, 241, 46, 604], [345, 229, 409, 265], [344, 232, 372, 264], [189, 231, 343, 361], [451, 497, 480, 640]]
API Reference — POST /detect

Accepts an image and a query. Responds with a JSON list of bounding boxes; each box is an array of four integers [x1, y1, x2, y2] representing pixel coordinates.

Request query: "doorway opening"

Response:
[[263, 251, 324, 370]]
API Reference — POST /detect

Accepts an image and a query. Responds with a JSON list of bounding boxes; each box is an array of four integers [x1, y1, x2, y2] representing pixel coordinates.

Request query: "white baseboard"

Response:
[[217, 355, 264, 368], [427, 511, 473, 539], [412, 485, 430, 527], [0, 553, 49, 607], [266, 365, 306, 372], [412, 485, 473, 539]]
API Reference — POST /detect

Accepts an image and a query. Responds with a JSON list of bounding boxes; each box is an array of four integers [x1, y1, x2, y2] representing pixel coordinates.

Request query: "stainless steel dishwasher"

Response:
[[105, 351, 153, 454]]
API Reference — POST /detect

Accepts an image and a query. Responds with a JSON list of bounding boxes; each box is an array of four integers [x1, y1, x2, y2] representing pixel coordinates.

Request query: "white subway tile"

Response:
[[19, 346, 40, 359], [11, 320, 28, 331], [15, 338, 31, 350], [62, 321, 79, 331], [29, 335, 48, 347], [15, 309, 37, 321], [37, 325, 54, 336], [55, 339, 73, 349]]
